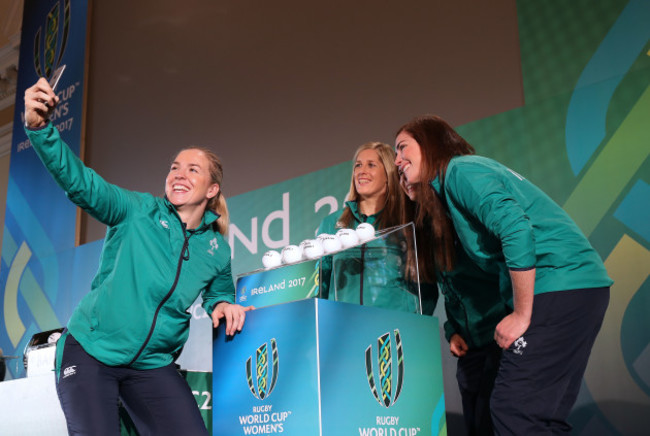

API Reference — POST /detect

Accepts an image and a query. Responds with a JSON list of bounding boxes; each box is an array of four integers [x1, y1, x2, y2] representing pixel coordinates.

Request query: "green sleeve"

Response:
[[445, 161, 536, 270], [25, 123, 136, 226], [202, 238, 236, 315], [443, 320, 456, 344]]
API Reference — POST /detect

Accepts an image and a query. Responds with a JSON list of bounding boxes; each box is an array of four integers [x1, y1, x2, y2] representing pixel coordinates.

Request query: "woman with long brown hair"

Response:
[[400, 169, 503, 435], [395, 115, 611, 435]]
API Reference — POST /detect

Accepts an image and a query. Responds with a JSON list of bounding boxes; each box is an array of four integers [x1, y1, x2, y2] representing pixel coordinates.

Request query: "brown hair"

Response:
[[400, 173, 436, 284], [396, 115, 475, 272], [338, 142, 404, 230], [175, 147, 230, 235]]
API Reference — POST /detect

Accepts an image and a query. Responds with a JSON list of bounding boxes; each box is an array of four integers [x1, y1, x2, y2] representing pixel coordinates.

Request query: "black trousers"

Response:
[[490, 287, 610, 436], [55, 333, 208, 436], [457, 342, 502, 436]]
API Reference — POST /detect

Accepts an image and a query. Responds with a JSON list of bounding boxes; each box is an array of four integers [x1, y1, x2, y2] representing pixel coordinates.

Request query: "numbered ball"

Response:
[[302, 239, 325, 259], [299, 239, 312, 252], [316, 233, 331, 243], [281, 245, 302, 264], [356, 223, 375, 242], [262, 250, 282, 269], [336, 228, 359, 248], [320, 234, 342, 254]]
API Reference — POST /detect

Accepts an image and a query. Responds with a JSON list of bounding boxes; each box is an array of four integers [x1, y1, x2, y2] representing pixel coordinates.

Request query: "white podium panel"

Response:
[[0, 373, 68, 435]]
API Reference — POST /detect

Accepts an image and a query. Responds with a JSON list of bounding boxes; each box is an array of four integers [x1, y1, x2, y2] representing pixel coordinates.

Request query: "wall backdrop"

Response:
[[1, 1, 648, 435]]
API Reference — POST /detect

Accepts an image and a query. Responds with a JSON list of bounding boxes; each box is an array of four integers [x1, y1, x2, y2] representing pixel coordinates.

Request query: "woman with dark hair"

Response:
[[400, 171, 503, 435], [24, 78, 252, 435], [394, 115, 611, 435]]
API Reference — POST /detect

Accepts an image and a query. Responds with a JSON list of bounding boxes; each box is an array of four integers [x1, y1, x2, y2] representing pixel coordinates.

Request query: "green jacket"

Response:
[[433, 155, 612, 306], [317, 201, 436, 314], [26, 123, 235, 369], [439, 248, 508, 348]]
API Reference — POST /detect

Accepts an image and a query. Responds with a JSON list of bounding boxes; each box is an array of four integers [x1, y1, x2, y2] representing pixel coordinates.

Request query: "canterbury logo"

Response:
[[365, 329, 404, 408], [62, 365, 77, 379], [245, 339, 279, 400], [33, 0, 70, 79]]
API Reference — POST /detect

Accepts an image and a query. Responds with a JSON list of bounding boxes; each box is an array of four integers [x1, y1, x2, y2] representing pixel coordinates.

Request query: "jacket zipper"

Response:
[[127, 222, 192, 367]]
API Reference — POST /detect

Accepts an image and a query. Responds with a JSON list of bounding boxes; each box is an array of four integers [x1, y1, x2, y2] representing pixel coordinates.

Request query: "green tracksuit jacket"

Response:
[[438, 248, 508, 348], [432, 155, 612, 346], [26, 123, 235, 369]]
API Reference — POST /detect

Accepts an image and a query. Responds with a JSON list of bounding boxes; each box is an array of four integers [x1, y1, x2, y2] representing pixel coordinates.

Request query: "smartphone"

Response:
[[48, 64, 66, 91]]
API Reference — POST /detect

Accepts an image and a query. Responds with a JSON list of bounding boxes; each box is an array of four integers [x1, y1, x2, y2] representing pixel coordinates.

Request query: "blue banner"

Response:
[[0, 0, 90, 379]]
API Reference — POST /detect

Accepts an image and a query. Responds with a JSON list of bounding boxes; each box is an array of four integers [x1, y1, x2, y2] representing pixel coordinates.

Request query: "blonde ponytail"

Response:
[[210, 192, 229, 235]]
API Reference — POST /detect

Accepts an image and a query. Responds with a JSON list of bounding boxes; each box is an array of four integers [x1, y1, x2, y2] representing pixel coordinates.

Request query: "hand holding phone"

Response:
[[24, 66, 66, 128]]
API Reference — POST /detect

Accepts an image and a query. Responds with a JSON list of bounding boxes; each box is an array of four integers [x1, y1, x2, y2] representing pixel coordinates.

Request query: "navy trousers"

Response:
[[456, 342, 502, 436], [490, 287, 610, 436], [55, 333, 208, 436]]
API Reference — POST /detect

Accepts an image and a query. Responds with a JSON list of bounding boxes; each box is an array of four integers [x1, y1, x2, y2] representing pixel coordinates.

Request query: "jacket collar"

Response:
[[163, 196, 220, 232], [345, 200, 382, 223]]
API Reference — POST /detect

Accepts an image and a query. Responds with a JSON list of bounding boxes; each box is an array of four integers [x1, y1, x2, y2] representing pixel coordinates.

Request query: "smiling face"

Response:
[[165, 149, 220, 214], [354, 149, 388, 201], [394, 131, 423, 184]]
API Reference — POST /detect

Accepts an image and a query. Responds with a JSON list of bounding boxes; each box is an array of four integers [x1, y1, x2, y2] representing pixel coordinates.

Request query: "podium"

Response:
[[214, 224, 446, 435], [212, 298, 446, 435]]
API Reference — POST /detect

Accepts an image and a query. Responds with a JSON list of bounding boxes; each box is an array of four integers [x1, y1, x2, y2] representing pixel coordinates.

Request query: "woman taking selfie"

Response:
[[24, 78, 252, 435]]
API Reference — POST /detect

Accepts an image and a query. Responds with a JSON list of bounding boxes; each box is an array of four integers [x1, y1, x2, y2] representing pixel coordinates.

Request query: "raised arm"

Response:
[[24, 79, 134, 226]]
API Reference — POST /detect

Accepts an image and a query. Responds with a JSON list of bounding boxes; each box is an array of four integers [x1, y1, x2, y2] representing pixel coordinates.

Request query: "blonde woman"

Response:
[[24, 78, 252, 435], [317, 142, 417, 310]]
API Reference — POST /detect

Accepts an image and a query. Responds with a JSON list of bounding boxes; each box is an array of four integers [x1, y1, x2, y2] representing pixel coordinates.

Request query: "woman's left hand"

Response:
[[494, 312, 530, 349], [496, 268, 535, 349], [211, 302, 255, 336]]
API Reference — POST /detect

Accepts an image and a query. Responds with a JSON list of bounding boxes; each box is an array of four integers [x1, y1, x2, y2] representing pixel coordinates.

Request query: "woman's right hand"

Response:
[[450, 333, 468, 357], [24, 78, 59, 128]]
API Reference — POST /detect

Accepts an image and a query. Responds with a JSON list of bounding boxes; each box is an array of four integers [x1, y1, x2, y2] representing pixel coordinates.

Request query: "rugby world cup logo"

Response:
[[365, 329, 404, 408], [245, 339, 279, 400], [33, 0, 70, 78]]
